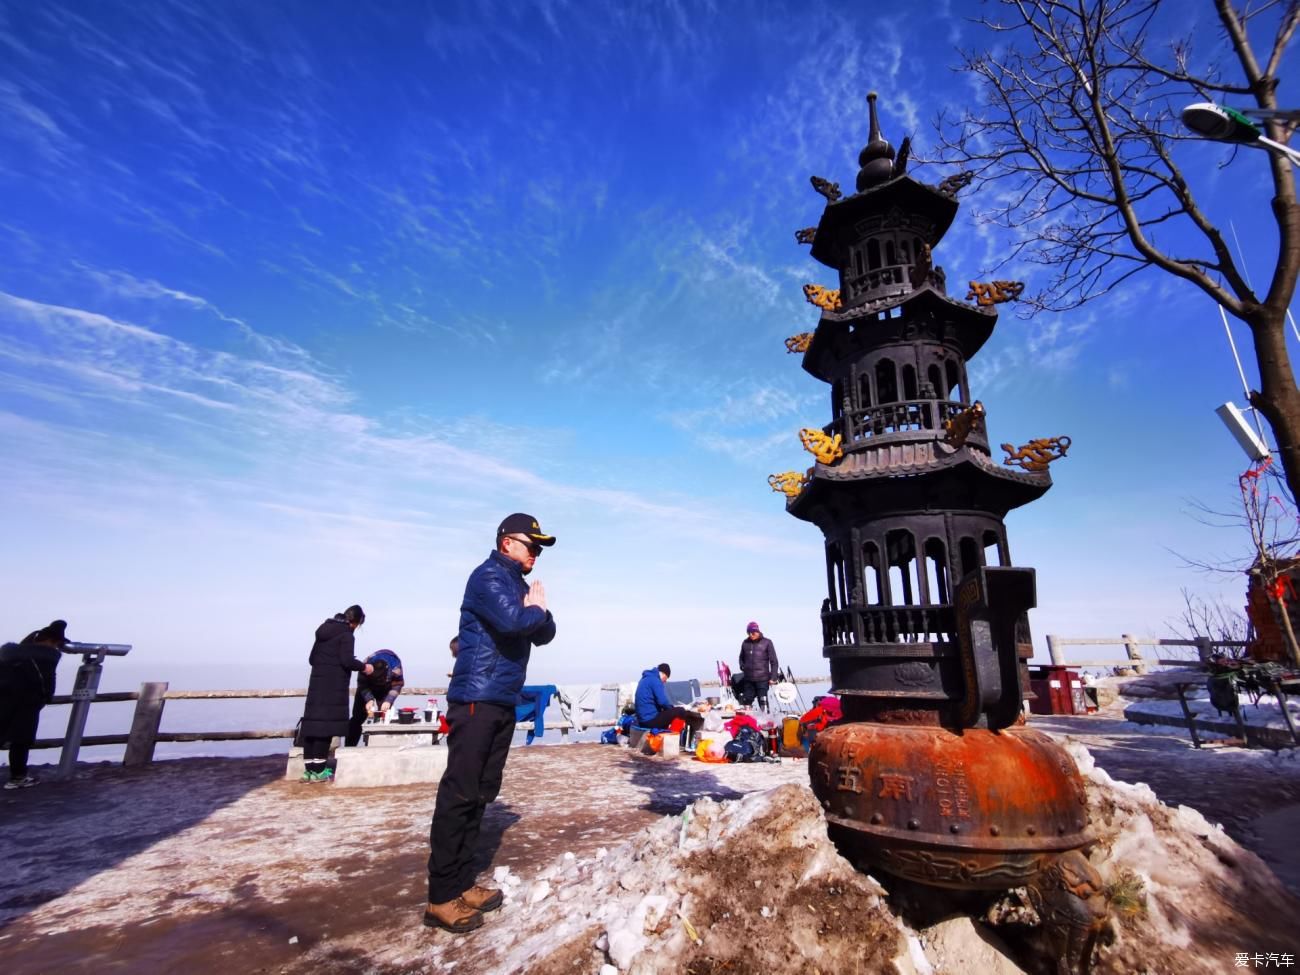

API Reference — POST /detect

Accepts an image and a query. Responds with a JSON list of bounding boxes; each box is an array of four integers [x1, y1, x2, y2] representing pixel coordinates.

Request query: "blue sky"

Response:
[[1, 0, 1295, 691]]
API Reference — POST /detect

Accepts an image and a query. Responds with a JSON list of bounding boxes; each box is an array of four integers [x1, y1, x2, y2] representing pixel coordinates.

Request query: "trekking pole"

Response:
[[718, 659, 736, 704]]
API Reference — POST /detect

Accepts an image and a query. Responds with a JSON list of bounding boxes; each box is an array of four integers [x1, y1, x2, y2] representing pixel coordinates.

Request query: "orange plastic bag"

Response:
[[645, 733, 663, 754], [695, 739, 728, 763]]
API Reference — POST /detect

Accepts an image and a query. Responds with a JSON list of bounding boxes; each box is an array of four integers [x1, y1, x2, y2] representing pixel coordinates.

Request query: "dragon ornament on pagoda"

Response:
[[762, 91, 1101, 974]]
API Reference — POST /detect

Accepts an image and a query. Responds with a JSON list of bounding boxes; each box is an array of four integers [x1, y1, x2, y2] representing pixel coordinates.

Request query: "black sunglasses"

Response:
[[505, 535, 543, 556]]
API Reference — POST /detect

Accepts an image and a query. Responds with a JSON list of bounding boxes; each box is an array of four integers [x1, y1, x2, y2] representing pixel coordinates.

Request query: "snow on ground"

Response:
[[2, 720, 1298, 974], [1032, 713, 1300, 897], [0, 746, 813, 974], [335, 737, 1300, 974], [1092, 667, 1300, 738], [1127, 687, 1300, 734], [1063, 739, 1299, 973], [413, 785, 918, 975]]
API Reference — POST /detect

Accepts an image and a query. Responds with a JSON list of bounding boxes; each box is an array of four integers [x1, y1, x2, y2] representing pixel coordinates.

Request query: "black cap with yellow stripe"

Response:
[[496, 512, 556, 546]]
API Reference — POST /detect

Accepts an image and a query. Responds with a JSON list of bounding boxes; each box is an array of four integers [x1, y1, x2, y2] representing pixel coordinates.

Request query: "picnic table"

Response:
[[1170, 671, 1300, 749]]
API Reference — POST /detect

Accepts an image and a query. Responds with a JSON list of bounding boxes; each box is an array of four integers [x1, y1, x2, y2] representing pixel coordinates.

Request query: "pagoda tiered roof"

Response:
[[800, 284, 997, 384], [809, 175, 959, 270], [787, 443, 1050, 523]]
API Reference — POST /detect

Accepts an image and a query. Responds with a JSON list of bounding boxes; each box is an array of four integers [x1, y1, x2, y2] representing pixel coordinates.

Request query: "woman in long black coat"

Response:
[[300, 604, 372, 781]]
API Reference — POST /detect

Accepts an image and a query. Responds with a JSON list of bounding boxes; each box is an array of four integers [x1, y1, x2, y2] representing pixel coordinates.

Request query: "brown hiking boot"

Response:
[[422, 897, 484, 934], [461, 884, 504, 912]]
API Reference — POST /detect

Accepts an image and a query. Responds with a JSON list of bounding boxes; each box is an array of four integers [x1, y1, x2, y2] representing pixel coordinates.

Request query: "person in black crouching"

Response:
[[346, 648, 405, 747], [299, 605, 372, 782], [0, 620, 70, 789]]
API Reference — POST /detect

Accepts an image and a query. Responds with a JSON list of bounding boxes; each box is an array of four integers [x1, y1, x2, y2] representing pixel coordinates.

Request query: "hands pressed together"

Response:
[[523, 581, 547, 612]]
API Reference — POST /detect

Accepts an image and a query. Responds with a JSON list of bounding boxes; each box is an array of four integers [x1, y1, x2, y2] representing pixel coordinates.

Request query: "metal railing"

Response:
[[844, 261, 910, 299], [823, 605, 957, 646], [828, 400, 985, 447]]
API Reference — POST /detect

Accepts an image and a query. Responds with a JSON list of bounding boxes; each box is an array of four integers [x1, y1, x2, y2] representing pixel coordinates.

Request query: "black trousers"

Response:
[[737, 678, 769, 709], [345, 691, 373, 747], [428, 701, 515, 904], [644, 706, 704, 733], [2, 693, 42, 779], [302, 736, 331, 767]]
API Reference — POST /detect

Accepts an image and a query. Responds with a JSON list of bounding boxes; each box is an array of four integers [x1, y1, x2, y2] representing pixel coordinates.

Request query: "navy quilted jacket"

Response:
[[633, 668, 671, 725], [448, 550, 557, 707]]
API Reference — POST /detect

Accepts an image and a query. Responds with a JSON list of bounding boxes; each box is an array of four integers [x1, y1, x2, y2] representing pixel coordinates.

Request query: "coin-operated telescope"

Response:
[[57, 641, 132, 780]]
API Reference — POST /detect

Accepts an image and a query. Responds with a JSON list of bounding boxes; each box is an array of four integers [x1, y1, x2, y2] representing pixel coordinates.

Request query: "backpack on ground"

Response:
[[723, 724, 769, 763]]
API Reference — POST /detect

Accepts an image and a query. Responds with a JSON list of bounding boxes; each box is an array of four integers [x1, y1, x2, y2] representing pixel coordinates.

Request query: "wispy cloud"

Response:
[[695, 233, 782, 308], [725, 8, 927, 203], [0, 78, 73, 164], [667, 385, 807, 429], [0, 287, 803, 559], [968, 309, 1096, 396], [0, 0, 1254, 677], [664, 381, 820, 467]]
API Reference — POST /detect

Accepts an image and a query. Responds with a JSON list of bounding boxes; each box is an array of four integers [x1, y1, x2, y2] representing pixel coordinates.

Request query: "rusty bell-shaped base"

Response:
[[808, 569, 1109, 974], [810, 724, 1091, 890]]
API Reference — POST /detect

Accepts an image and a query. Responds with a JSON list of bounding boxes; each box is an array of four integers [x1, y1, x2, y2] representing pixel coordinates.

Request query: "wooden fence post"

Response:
[[124, 682, 169, 767], [1194, 636, 1213, 663], [1121, 634, 1145, 674]]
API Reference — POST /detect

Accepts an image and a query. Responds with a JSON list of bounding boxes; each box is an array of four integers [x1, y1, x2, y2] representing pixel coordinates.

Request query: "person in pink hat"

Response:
[[737, 621, 780, 712]]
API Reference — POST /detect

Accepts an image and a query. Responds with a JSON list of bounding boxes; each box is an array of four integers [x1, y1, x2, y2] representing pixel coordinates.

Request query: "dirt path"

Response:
[[0, 746, 806, 973], [2, 720, 1297, 973]]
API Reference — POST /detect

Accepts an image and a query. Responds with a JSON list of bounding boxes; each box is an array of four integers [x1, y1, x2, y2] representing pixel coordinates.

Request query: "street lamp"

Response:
[[1216, 401, 1271, 462], [1183, 101, 1299, 462], [1180, 101, 1300, 167]]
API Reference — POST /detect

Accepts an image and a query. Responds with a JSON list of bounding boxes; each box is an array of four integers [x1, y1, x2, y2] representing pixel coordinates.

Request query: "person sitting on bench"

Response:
[[634, 663, 703, 735]]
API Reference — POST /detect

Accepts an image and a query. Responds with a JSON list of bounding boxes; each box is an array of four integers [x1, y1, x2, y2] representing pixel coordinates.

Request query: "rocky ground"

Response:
[[1, 713, 1297, 974]]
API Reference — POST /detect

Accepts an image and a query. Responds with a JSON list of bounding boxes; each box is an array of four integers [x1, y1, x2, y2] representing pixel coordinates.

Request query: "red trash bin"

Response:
[[1027, 665, 1078, 715]]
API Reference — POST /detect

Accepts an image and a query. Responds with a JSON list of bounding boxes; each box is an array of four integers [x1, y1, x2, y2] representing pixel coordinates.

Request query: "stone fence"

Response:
[[1044, 634, 1248, 673]]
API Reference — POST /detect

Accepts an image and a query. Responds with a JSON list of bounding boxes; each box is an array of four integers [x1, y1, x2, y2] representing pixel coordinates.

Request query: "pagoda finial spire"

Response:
[[856, 91, 896, 192]]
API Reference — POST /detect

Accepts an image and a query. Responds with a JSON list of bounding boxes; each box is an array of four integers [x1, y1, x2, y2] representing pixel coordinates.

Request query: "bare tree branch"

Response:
[[926, 0, 1300, 501], [1166, 588, 1250, 657], [1264, 1, 1300, 80]]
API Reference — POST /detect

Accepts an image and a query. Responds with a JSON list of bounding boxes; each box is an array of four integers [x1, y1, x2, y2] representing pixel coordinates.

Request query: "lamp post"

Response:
[[1181, 101, 1300, 459], [1180, 101, 1300, 167]]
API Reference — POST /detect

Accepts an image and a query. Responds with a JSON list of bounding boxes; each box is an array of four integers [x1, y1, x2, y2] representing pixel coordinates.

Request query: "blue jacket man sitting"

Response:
[[426, 513, 557, 935], [634, 663, 704, 735]]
